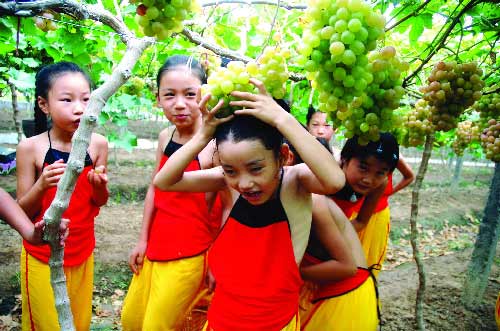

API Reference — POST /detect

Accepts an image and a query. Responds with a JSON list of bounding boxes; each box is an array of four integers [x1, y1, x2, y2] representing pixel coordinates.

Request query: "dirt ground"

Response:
[[0, 117, 499, 330]]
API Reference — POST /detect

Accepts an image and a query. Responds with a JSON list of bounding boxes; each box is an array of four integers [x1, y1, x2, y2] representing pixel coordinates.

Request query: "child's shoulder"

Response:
[[16, 132, 48, 154], [158, 126, 175, 141], [90, 132, 108, 149]]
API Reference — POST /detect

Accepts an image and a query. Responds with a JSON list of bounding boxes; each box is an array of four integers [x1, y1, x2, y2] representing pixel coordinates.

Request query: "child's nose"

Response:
[[74, 102, 85, 115], [175, 96, 186, 108], [238, 176, 254, 191]]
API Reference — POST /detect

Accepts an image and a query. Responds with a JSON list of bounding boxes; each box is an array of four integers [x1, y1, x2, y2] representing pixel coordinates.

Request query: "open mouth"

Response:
[[242, 191, 263, 202]]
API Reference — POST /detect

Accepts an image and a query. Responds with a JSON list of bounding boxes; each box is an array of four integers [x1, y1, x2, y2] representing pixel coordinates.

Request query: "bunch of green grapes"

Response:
[[122, 77, 146, 97], [336, 46, 408, 143], [480, 119, 500, 162], [249, 47, 290, 99], [403, 99, 434, 147], [298, 0, 385, 113], [421, 61, 484, 132], [202, 61, 257, 118], [34, 10, 59, 32], [473, 92, 500, 128], [132, 0, 199, 40], [451, 120, 480, 156]]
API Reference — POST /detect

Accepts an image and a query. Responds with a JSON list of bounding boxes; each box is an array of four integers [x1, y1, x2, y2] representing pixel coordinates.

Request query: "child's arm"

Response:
[[128, 128, 170, 274], [0, 189, 67, 246], [16, 139, 66, 218], [351, 180, 387, 232], [231, 80, 345, 195], [153, 96, 229, 192], [392, 157, 415, 194], [300, 194, 357, 282], [87, 134, 109, 206]]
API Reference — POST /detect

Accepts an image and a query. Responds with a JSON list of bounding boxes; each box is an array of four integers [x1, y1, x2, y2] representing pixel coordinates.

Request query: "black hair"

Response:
[[287, 136, 331, 165], [214, 115, 283, 159], [340, 133, 399, 172], [306, 105, 320, 126], [156, 55, 207, 91], [34, 62, 92, 135]]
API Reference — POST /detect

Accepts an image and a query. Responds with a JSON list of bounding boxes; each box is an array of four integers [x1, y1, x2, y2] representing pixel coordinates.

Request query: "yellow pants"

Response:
[[203, 312, 300, 331], [496, 292, 500, 330], [20, 247, 93, 331], [301, 277, 378, 331], [357, 207, 391, 277], [121, 254, 207, 331]]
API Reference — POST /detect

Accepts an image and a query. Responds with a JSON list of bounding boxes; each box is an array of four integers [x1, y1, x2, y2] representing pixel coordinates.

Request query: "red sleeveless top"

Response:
[[207, 190, 302, 331], [374, 173, 393, 213], [24, 141, 99, 266], [146, 139, 216, 261], [329, 184, 365, 219]]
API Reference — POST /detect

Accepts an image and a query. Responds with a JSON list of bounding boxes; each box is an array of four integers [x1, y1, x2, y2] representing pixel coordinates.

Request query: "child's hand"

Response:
[[198, 92, 234, 139], [27, 218, 69, 246], [129, 241, 147, 275], [37, 159, 66, 190], [88, 165, 108, 189], [230, 79, 288, 127]]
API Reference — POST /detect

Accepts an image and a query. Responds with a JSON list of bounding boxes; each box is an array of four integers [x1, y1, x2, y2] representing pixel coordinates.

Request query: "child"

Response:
[[15, 62, 109, 331], [153, 79, 345, 331], [300, 194, 379, 331], [121, 55, 221, 331], [357, 156, 414, 277], [306, 106, 334, 143], [0, 188, 67, 246]]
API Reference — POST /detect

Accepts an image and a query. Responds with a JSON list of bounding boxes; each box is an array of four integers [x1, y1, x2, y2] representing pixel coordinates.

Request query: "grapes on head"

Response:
[[420, 61, 485, 132], [133, 0, 200, 40]]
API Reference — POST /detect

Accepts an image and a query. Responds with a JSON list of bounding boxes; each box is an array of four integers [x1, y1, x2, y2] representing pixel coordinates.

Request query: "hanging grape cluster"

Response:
[[473, 92, 500, 127], [122, 77, 147, 97], [403, 99, 434, 147], [451, 120, 480, 156], [34, 10, 59, 32], [249, 47, 290, 99], [420, 61, 484, 132], [203, 48, 289, 118], [132, 0, 199, 39], [480, 119, 500, 162]]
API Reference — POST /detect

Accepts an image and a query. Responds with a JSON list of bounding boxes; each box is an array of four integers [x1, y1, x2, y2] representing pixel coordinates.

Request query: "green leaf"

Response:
[[421, 13, 433, 29], [409, 17, 424, 44]]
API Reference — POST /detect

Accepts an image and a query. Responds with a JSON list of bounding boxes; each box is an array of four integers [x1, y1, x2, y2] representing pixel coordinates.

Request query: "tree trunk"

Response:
[[462, 162, 500, 307], [8, 80, 23, 143], [410, 133, 434, 331], [451, 155, 463, 190]]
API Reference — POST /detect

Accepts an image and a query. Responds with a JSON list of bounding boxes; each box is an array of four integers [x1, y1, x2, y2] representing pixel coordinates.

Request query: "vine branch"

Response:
[[199, 0, 306, 10], [385, 0, 432, 31], [403, 0, 480, 87]]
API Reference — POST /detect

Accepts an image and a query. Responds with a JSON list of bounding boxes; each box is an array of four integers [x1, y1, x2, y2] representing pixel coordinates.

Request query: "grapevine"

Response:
[[403, 99, 434, 147], [480, 119, 500, 162], [473, 92, 500, 128], [132, 0, 200, 40], [122, 77, 146, 97]]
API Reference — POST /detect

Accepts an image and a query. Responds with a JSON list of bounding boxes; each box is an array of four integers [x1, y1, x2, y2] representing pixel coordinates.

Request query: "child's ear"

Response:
[[279, 143, 291, 167], [37, 96, 49, 114]]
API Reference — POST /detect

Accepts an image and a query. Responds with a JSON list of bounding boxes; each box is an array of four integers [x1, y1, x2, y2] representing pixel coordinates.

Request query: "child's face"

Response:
[[307, 112, 334, 142], [218, 139, 282, 205], [343, 156, 390, 195], [39, 72, 90, 133], [157, 68, 201, 130]]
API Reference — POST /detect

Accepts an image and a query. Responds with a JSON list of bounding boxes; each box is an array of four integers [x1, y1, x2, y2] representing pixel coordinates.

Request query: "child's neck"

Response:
[[174, 121, 199, 144], [49, 126, 75, 150]]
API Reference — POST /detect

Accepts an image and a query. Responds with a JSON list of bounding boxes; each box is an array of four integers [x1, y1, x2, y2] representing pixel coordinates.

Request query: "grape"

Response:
[[401, 99, 435, 147], [133, 0, 199, 40], [480, 119, 500, 162], [33, 10, 60, 32], [299, 0, 388, 142], [122, 76, 147, 97], [204, 48, 289, 118], [452, 120, 480, 156], [473, 93, 500, 129], [421, 61, 485, 132]]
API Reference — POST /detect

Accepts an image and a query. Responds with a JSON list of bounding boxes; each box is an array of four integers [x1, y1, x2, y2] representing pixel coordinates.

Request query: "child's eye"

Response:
[[250, 167, 263, 173], [61, 98, 71, 102], [223, 168, 235, 176], [186, 92, 197, 97]]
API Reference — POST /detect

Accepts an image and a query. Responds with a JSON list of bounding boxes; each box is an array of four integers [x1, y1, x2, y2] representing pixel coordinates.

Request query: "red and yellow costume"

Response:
[[21, 137, 98, 331], [204, 182, 302, 331], [121, 138, 219, 331]]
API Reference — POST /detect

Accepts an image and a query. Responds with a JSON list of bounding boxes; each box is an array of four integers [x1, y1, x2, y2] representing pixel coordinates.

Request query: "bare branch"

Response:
[[0, 0, 133, 43], [259, 0, 281, 59], [199, 0, 306, 10]]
